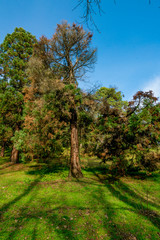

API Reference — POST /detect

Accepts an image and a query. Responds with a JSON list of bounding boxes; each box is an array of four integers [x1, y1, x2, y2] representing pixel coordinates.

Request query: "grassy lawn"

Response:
[[0, 157, 160, 240]]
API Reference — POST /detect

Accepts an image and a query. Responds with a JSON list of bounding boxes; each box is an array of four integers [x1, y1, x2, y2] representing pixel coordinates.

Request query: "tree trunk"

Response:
[[11, 146, 19, 163], [0, 142, 5, 157], [69, 108, 83, 178]]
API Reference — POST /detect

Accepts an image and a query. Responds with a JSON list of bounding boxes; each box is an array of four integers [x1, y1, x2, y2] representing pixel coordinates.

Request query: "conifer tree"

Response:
[[28, 22, 96, 177], [0, 28, 36, 162]]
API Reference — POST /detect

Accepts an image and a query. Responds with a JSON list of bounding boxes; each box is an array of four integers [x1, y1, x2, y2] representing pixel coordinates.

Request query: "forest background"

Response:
[[0, 22, 159, 177], [0, 1, 160, 240]]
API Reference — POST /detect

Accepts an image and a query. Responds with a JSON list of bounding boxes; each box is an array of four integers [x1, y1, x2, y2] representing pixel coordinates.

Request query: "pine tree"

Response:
[[0, 28, 36, 162], [28, 22, 96, 177]]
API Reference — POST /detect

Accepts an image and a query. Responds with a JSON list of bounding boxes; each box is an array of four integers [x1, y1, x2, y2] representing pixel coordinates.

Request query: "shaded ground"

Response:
[[0, 157, 160, 240]]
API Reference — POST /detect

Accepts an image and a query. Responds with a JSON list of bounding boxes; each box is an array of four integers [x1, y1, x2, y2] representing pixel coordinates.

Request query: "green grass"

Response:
[[0, 157, 160, 240]]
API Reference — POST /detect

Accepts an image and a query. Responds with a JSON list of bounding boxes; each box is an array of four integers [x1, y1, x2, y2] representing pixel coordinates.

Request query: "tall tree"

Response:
[[94, 90, 160, 175], [30, 22, 96, 177], [13, 69, 69, 163], [126, 91, 160, 171], [0, 80, 12, 157], [93, 87, 127, 164], [0, 28, 36, 162], [0, 81, 20, 157]]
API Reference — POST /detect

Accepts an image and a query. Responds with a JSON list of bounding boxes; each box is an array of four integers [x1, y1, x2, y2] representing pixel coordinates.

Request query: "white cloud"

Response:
[[143, 76, 160, 99]]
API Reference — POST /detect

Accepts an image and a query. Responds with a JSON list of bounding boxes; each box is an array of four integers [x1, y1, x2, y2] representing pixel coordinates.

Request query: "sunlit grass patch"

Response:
[[0, 157, 160, 239]]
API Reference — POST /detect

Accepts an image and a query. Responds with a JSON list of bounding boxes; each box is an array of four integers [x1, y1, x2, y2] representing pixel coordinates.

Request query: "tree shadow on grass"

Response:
[[91, 168, 160, 228], [118, 180, 160, 210], [1, 165, 159, 240], [0, 162, 15, 171], [0, 176, 42, 220], [106, 181, 160, 230], [0, 162, 30, 176], [0, 173, 123, 240], [3, 207, 81, 240], [87, 167, 160, 209], [76, 178, 138, 240], [0, 171, 78, 240], [1, 177, 159, 240], [31, 222, 37, 240], [26, 164, 69, 176], [77, 167, 160, 238]]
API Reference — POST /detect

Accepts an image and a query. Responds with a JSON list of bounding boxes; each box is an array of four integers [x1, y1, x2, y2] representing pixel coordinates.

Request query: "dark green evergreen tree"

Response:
[[0, 27, 36, 162]]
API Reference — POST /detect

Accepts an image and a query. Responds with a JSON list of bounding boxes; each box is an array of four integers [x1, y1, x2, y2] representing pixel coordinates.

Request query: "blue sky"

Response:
[[0, 0, 160, 100]]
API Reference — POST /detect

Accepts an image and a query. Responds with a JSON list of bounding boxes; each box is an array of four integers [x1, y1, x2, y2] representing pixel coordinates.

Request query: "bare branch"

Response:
[[74, 0, 156, 31]]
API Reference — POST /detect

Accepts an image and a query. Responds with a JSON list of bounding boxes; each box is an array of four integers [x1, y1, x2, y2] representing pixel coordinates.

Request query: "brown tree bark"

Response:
[[0, 142, 5, 157], [11, 146, 19, 163], [69, 108, 83, 178]]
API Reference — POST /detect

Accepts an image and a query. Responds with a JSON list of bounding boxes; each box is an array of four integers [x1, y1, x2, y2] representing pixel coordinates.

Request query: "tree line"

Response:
[[0, 23, 160, 178]]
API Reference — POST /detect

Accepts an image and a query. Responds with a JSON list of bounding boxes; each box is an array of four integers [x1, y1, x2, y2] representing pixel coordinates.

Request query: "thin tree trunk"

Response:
[[0, 142, 5, 157], [11, 145, 19, 163], [11, 125, 19, 163], [69, 108, 83, 178]]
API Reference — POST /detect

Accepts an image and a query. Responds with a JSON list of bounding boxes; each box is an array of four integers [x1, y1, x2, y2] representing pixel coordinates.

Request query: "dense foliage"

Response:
[[94, 90, 160, 175], [0, 24, 159, 177], [0, 27, 36, 162]]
